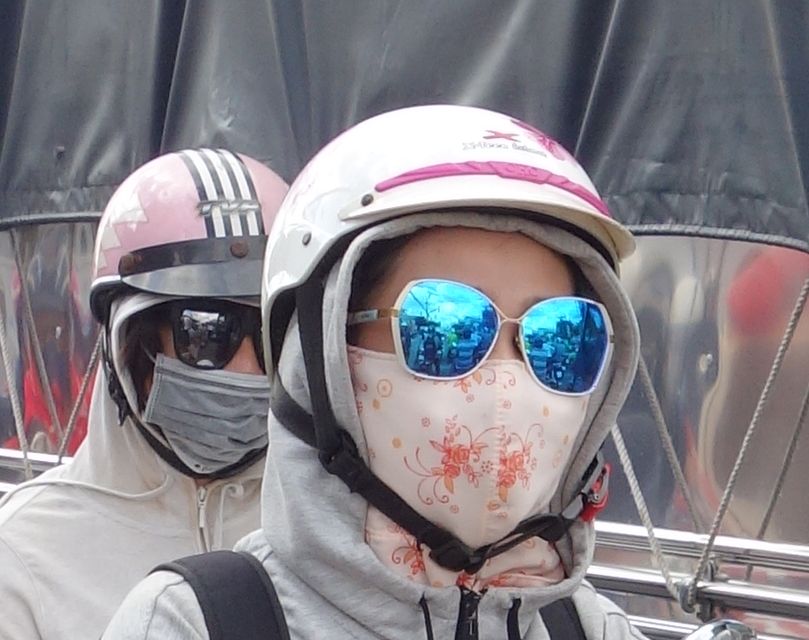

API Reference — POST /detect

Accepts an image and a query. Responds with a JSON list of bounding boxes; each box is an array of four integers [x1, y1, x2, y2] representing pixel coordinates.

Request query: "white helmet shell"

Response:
[[262, 104, 634, 375]]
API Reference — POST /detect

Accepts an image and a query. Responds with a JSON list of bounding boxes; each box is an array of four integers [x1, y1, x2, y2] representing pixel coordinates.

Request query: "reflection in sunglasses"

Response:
[[349, 279, 612, 395], [169, 302, 264, 371]]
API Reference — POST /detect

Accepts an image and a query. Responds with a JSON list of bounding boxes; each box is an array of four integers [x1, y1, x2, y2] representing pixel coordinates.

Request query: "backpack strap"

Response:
[[153, 550, 289, 640], [539, 597, 586, 639]]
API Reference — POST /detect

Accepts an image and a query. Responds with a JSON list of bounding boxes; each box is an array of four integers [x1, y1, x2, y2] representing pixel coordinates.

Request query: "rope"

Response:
[[610, 424, 680, 600], [0, 300, 33, 479], [10, 230, 63, 441], [743, 375, 809, 583], [57, 331, 102, 461], [637, 355, 703, 531], [685, 276, 809, 609]]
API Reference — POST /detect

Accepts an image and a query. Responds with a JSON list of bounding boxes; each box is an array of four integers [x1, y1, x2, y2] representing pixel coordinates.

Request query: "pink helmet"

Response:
[[90, 149, 288, 323]]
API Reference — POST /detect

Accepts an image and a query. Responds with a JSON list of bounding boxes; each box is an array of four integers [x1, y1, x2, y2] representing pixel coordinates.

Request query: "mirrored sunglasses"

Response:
[[168, 300, 263, 371], [348, 278, 613, 396]]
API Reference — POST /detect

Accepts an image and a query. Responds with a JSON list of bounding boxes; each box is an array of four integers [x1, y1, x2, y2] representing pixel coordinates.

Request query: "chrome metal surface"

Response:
[[0, 447, 70, 472], [596, 236, 809, 636], [629, 617, 707, 640], [681, 620, 756, 640], [0, 448, 68, 495], [588, 564, 809, 621], [0, 224, 97, 455], [628, 618, 793, 640], [610, 237, 809, 545], [596, 521, 809, 574]]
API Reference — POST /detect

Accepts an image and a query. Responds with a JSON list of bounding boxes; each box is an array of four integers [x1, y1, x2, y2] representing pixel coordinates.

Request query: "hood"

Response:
[[1, 292, 264, 528], [261, 211, 639, 622]]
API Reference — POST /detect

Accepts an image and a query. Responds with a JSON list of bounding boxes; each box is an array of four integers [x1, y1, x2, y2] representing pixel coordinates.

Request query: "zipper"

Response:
[[454, 587, 481, 640], [196, 485, 209, 552]]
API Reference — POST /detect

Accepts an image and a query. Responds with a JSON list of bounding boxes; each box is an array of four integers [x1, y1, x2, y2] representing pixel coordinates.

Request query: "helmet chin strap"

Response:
[[101, 324, 133, 426], [278, 275, 610, 574]]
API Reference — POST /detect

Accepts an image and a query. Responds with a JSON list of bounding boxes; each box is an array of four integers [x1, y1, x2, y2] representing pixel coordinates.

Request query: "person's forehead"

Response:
[[382, 227, 575, 309]]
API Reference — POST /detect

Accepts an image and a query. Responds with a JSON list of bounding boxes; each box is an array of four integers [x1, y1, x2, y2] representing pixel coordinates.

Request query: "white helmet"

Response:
[[262, 104, 633, 376]]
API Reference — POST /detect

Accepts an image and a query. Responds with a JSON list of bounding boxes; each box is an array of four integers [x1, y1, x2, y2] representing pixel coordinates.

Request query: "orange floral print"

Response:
[[391, 537, 426, 576], [404, 416, 493, 505], [350, 347, 585, 592], [386, 521, 426, 576], [495, 425, 541, 503]]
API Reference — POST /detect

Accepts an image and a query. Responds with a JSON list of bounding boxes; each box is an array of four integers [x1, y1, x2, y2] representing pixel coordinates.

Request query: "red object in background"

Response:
[[1, 356, 93, 455], [726, 249, 809, 335]]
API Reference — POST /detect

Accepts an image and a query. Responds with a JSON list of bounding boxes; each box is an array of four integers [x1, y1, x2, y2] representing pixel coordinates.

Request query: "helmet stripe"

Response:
[[219, 149, 264, 236], [202, 149, 248, 237], [196, 149, 227, 201], [196, 149, 230, 236], [180, 148, 265, 239], [375, 161, 610, 218], [181, 149, 229, 238], [215, 150, 253, 235], [179, 150, 216, 238]]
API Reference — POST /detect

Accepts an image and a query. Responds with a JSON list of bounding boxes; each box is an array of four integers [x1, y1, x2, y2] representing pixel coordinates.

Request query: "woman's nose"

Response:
[[489, 321, 522, 361], [224, 337, 264, 374]]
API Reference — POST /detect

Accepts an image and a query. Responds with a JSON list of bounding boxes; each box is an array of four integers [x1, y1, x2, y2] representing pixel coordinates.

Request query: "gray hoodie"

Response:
[[103, 213, 647, 639]]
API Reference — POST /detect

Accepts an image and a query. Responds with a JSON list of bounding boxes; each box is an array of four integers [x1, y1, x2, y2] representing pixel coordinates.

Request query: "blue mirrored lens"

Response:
[[521, 298, 608, 393], [398, 280, 498, 377]]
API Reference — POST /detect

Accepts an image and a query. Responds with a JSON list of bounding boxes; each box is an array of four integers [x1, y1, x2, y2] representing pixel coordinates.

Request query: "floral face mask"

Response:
[[348, 345, 590, 589]]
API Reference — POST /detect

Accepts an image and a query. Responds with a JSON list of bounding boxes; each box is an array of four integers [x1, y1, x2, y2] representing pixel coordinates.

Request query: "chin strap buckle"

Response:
[[580, 461, 610, 522]]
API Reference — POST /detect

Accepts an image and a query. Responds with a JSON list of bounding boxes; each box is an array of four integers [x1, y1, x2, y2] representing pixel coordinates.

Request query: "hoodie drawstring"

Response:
[[507, 598, 522, 640], [419, 595, 435, 640], [213, 482, 244, 549], [0, 474, 173, 510], [419, 593, 524, 640]]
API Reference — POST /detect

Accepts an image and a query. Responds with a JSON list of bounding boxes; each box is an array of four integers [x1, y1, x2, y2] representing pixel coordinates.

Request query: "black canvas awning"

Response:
[[2, 0, 808, 251]]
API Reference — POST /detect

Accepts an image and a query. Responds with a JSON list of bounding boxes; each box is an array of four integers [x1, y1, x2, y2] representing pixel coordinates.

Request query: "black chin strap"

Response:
[[281, 277, 609, 574], [101, 327, 132, 425]]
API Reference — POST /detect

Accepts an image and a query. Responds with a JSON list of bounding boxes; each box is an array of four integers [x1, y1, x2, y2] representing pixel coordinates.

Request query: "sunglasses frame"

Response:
[[348, 278, 614, 396], [167, 300, 264, 371]]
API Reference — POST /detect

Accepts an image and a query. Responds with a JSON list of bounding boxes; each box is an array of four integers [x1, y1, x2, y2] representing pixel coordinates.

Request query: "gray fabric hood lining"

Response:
[[268, 210, 638, 584], [267, 318, 592, 632], [324, 211, 639, 509]]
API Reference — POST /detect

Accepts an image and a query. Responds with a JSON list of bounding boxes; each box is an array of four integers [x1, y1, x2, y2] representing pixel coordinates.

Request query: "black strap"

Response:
[[153, 550, 289, 640], [539, 597, 586, 640]]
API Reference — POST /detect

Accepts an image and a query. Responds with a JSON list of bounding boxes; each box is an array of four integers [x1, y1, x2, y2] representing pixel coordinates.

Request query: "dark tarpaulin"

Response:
[[1, 0, 808, 251]]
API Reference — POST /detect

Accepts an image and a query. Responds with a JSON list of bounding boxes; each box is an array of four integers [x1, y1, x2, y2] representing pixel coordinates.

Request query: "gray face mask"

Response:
[[142, 354, 271, 475]]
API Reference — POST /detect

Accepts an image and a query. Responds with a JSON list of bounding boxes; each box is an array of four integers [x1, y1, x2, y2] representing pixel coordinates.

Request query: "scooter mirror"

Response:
[[682, 620, 757, 640]]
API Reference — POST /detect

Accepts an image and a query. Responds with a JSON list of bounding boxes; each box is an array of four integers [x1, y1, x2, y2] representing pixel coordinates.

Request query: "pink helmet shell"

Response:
[[90, 149, 287, 322]]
